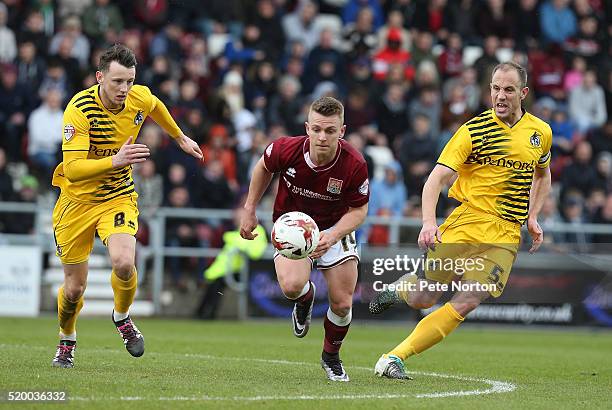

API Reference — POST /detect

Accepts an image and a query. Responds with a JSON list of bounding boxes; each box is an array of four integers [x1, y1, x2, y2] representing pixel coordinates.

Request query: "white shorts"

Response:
[[273, 230, 359, 269]]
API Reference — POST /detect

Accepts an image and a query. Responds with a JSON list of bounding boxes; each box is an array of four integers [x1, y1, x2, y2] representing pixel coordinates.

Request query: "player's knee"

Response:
[[111, 256, 135, 279], [329, 301, 352, 317], [278, 278, 306, 299], [64, 283, 86, 301]]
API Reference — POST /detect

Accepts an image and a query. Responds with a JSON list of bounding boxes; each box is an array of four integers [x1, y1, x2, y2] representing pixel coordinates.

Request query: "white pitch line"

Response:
[[1, 344, 516, 401]]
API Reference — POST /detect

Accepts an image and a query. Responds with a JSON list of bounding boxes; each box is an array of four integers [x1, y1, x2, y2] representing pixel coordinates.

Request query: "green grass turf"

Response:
[[0, 317, 610, 409]]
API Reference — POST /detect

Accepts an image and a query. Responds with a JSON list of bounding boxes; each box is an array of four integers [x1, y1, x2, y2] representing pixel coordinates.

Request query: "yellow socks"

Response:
[[388, 302, 464, 361], [111, 268, 137, 316], [57, 286, 84, 337]]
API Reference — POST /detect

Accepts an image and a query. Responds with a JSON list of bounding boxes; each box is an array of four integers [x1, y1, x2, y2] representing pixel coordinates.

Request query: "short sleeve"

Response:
[[537, 124, 553, 169], [437, 124, 472, 171], [262, 137, 288, 173], [62, 103, 90, 152], [344, 161, 369, 208]]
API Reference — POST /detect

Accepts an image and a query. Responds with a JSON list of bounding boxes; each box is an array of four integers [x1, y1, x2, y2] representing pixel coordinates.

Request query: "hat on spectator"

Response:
[[387, 28, 402, 42]]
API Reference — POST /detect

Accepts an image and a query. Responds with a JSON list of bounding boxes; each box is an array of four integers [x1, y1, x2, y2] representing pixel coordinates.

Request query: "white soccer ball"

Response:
[[271, 211, 320, 260]]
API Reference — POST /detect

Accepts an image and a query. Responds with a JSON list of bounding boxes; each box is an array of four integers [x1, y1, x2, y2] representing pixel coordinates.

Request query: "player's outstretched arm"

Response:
[[311, 203, 368, 259], [148, 95, 203, 160], [418, 164, 456, 251], [240, 157, 273, 240], [174, 134, 203, 160], [527, 166, 551, 254]]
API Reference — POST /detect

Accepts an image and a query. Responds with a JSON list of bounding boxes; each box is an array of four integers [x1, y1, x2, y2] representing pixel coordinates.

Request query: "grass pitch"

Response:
[[0, 317, 610, 409]]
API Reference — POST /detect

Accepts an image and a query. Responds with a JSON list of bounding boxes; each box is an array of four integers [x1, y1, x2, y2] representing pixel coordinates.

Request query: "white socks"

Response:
[[327, 307, 352, 327], [113, 311, 129, 322]]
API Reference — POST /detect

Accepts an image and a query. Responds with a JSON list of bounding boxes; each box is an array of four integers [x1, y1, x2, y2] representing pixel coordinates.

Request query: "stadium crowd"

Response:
[[0, 0, 610, 280]]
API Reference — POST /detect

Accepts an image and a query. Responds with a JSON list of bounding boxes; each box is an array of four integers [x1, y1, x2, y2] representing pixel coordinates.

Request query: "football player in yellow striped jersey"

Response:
[[371, 62, 552, 379], [51, 44, 203, 368]]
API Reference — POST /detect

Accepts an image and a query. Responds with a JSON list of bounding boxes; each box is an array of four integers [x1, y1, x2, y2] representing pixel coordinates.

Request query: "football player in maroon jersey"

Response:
[[240, 97, 370, 381]]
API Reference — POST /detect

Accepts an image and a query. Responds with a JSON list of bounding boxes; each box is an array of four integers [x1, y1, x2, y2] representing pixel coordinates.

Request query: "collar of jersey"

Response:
[[95, 85, 126, 116], [491, 107, 527, 130], [302, 137, 342, 172]]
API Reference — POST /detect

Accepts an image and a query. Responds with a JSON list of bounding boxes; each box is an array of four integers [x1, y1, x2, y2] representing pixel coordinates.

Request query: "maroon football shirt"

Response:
[[263, 136, 369, 230]]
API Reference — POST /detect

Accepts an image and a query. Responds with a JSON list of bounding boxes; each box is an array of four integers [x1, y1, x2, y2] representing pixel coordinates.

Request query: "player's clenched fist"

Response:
[[112, 136, 150, 168], [239, 210, 259, 240]]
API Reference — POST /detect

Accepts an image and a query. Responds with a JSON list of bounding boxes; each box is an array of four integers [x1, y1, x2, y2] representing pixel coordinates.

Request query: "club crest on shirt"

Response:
[[286, 167, 296, 178], [327, 178, 343, 194], [134, 110, 144, 125], [529, 131, 541, 147], [64, 124, 75, 141]]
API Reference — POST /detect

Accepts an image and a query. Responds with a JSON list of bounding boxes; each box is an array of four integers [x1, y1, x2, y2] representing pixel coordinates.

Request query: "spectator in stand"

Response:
[[82, 0, 124, 43], [15, 40, 46, 90], [473, 35, 500, 84], [372, 28, 413, 83], [200, 124, 238, 190], [342, 6, 378, 63], [376, 83, 409, 148], [49, 16, 90, 68], [132, 160, 163, 222], [480, 0, 517, 46], [588, 122, 612, 158], [38, 59, 72, 103], [563, 55, 587, 93], [438, 33, 463, 81], [412, 0, 450, 41], [342, 0, 385, 30], [441, 83, 473, 129], [515, 0, 541, 50], [150, 21, 184, 62], [0, 3, 16, 63], [27, 87, 64, 180], [529, 44, 566, 100], [399, 113, 437, 197], [369, 160, 407, 218], [164, 185, 200, 290], [376, 9, 411, 53], [568, 69, 607, 133], [268, 74, 304, 136], [345, 86, 375, 131], [0, 63, 33, 161], [248, 0, 286, 63], [282, 0, 321, 54], [564, 16, 604, 66], [443, 67, 479, 113], [18, 11, 49, 58], [550, 108, 576, 157], [445, 0, 478, 45], [410, 31, 436, 69], [196, 159, 236, 210], [409, 84, 442, 137], [560, 140, 599, 203], [539, 0, 577, 45]]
